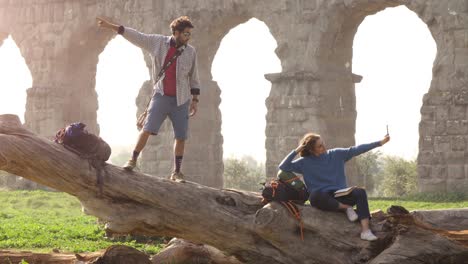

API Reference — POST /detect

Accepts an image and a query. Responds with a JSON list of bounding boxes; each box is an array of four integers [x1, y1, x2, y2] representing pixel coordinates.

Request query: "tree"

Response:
[[0, 170, 39, 190], [110, 149, 132, 166], [223, 156, 266, 192], [0, 170, 9, 187], [355, 151, 382, 195], [1, 114, 466, 264], [379, 156, 417, 197]]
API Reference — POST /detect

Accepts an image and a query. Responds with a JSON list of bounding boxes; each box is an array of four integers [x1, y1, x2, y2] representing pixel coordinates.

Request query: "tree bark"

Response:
[[0, 114, 467, 264]]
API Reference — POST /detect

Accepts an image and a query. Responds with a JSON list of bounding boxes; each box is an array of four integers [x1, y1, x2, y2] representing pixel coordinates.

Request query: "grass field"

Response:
[[368, 192, 468, 211], [0, 190, 466, 254], [0, 190, 164, 254]]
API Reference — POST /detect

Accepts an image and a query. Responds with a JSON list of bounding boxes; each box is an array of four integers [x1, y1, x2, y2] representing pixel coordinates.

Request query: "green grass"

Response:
[[0, 190, 164, 254], [369, 192, 468, 212], [0, 190, 467, 255]]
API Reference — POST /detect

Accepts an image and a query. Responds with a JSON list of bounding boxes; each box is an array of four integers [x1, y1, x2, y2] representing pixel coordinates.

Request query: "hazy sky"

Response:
[[0, 6, 436, 161], [96, 35, 149, 152], [0, 38, 32, 123], [212, 19, 282, 162], [353, 6, 436, 159]]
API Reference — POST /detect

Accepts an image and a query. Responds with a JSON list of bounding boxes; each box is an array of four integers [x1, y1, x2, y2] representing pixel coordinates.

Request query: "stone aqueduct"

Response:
[[1, 0, 467, 192]]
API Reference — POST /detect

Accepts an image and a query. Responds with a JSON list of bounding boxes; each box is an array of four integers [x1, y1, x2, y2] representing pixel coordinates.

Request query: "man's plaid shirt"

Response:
[[122, 27, 201, 106]]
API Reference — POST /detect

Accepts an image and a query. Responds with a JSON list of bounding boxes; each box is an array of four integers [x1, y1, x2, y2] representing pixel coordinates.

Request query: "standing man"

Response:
[[96, 16, 201, 182]]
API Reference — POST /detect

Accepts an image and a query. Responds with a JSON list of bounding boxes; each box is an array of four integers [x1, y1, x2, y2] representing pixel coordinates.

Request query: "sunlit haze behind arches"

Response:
[[353, 6, 436, 160], [0, 7, 437, 162], [212, 18, 282, 163], [0, 36, 32, 123]]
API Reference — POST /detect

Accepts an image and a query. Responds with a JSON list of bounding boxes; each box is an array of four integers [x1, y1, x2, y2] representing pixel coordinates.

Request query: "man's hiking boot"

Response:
[[123, 159, 137, 171], [170, 171, 185, 183], [360, 230, 378, 241], [346, 207, 358, 222]]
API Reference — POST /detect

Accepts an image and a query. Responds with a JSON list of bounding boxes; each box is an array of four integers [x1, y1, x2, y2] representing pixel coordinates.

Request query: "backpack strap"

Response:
[[61, 142, 106, 196], [90, 159, 106, 196], [270, 180, 278, 198], [142, 46, 186, 115], [281, 176, 300, 183], [54, 128, 66, 144], [281, 201, 304, 241]]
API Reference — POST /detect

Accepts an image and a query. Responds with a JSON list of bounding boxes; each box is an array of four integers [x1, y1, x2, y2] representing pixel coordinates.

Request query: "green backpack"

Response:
[[277, 170, 306, 191]]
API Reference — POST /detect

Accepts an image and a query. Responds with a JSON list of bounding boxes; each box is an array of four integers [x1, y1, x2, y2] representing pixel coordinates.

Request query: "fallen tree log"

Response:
[[0, 114, 467, 264], [0, 250, 101, 264], [0, 246, 151, 264], [151, 238, 243, 264]]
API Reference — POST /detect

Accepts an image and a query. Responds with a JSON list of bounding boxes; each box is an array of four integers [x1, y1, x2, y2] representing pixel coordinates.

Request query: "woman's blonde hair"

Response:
[[298, 133, 321, 157]]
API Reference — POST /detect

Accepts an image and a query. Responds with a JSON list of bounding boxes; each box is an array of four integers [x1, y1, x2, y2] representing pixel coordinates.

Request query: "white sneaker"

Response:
[[123, 159, 137, 171], [170, 171, 185, 183], [346, 207, 358, 222], [360, 230, 378, 241]]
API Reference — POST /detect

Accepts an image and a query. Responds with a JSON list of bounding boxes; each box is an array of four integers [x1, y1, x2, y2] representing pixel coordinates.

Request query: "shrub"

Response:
[[379, 156, 417, 197], [224, 156, 265, 192], [355, 151, 383, 195]]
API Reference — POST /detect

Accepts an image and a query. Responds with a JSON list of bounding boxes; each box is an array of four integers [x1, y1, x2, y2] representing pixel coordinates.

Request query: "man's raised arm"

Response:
[[96, 16, 159, 54]]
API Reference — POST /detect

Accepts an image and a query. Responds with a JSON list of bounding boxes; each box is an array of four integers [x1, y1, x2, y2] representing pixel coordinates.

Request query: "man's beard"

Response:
[[175, 38, 187, 47]]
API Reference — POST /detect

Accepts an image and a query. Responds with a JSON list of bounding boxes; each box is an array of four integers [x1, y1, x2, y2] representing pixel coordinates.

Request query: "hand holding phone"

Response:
[[381, 125, 390, 146]]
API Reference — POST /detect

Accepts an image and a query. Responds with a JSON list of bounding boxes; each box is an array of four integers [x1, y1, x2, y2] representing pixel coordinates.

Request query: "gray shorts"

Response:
[[144, 93, 190, 140]]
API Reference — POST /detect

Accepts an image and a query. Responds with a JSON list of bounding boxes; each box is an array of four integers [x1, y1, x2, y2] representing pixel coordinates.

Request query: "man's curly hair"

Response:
[[170, 16, 194, 34]]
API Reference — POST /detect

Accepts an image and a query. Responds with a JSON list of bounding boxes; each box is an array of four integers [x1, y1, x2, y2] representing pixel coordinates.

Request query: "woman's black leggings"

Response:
[[308, 188, 371, 220]]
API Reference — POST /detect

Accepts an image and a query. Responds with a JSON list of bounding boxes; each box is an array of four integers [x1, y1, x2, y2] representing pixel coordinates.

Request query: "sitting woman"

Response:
[[278, 132, 390, 241]]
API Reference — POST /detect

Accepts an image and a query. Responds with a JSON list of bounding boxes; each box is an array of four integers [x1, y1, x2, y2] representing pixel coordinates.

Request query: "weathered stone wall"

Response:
[[414, 0, 468, 192], [1, 0, 467, 192]]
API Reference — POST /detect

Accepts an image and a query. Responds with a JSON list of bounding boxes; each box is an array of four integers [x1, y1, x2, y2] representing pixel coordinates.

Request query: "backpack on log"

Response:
[[260, 170, 310, 241], [54, 122, 111, 194], [261, 170, 309, 205], [54, 122, 111, 162]]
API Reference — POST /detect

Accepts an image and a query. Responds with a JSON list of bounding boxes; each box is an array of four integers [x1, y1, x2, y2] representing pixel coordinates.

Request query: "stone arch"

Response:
[[95, 35, 150, 160], [212, 17, 282, 177], [0, 33, 39, 189], [1, 0, 466, 193], [296, 1, 450, 190], [352, 3, 454, 192], [353, 6, 436, 160], [137, 14, 255, 187], [136, 13, 284, 187], [404, 3, 468, 193], [60, 28, 117, 135]]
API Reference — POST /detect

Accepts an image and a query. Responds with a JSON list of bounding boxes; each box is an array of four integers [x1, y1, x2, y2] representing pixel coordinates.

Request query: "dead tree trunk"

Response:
[[0, 114, 466, 264]]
